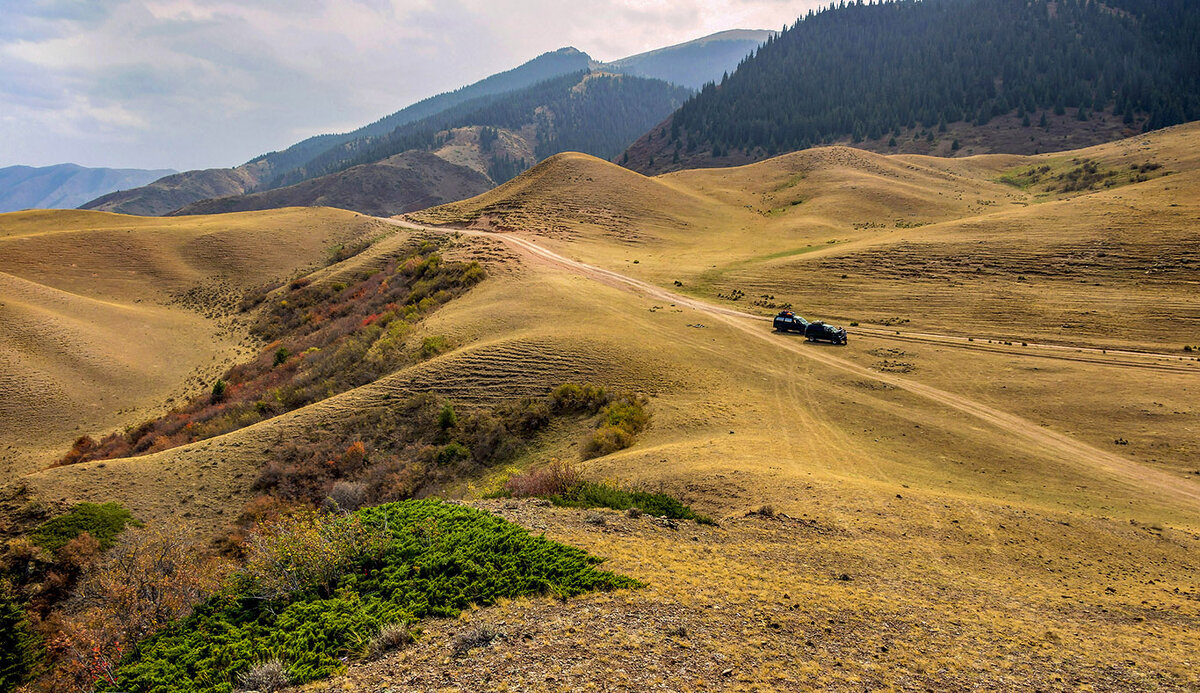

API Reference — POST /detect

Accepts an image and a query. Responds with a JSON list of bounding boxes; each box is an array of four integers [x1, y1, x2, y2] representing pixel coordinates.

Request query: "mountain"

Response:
[[246, 48, 595, 191], [600, 29, 772, 89], [623, 0, 1200, 174], [79, 166, 264, 216], [0, 164, 175, 212], [170, 71, 691, 216], [170, 151, 491, 218], [77, 33, 765, 217]]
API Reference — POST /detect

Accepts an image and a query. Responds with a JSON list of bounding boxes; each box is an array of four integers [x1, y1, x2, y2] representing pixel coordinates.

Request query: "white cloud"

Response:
[[0, 0, 823, 170]]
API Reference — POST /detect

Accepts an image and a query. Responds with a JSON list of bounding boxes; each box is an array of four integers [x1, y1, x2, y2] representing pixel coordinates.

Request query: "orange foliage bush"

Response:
[[37, 526, 230, 693]]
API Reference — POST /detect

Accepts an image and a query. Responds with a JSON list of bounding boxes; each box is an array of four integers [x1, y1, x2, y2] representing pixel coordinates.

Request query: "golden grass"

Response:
[[8, 126, 1200, 690]]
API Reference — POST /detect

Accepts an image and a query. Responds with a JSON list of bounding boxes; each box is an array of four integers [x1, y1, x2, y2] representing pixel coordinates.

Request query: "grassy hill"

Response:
[[624, 0, 1200, 173], [5, 125, 1199, 691], [0, 208, 388, 480]]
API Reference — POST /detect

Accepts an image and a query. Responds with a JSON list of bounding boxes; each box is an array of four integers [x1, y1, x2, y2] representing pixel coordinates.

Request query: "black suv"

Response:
[[804, 321, 848, 345], [773, 311, 809, 333]]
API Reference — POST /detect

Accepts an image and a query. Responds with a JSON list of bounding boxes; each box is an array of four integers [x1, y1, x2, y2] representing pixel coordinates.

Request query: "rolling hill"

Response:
[[7, 124, 1199, 691], [0, 164, 174, 213], [623, 0, 1200, 173]]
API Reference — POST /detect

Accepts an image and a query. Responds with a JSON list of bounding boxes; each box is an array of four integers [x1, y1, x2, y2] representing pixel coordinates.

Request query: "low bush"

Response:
[[551, 482, 715, 524], [106, 500, 639, 693], [549, 383, 609, 414], [365, 622, 413, 660], [236, 659, 289, 692], [41, 526, 229, 693], [451, 626, 499, 658], [502, 459, 582, 498], [585, 396, 650, 459], [29, 503, 139, 553]]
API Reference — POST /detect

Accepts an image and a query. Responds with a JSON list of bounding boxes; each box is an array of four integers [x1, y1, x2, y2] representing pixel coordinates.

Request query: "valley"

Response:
[[3, 123, 1198, 690]]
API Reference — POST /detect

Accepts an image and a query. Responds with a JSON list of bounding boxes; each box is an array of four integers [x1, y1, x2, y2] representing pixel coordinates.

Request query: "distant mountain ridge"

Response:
[[171, 72, 691, 217], [623, 0, 1200, 174], [79, 30, 768, 217], [170, 151, 492, 218], [0, 164, 174, 213], [600, 29, 773, 90]]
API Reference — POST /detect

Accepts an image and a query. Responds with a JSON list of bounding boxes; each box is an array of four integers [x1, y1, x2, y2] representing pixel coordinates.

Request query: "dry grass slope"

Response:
[[7, 126, 1200, 691]]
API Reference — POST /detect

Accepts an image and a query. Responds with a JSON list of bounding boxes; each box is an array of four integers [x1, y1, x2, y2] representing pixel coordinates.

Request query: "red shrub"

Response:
[[504, 459, 582, 498]]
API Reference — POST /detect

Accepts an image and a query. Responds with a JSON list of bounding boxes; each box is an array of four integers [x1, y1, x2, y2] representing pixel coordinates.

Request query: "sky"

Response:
[[0, 0, 825, 172]]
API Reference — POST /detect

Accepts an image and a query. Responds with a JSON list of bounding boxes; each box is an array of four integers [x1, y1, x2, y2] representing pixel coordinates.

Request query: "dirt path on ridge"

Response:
[[385, 218, 1200, 506]]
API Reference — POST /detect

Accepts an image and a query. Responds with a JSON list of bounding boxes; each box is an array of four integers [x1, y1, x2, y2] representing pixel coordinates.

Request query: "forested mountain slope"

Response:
[[174, 72, 690, 215], [623, 0, 1200, 173], [77, 32, 757, 216]]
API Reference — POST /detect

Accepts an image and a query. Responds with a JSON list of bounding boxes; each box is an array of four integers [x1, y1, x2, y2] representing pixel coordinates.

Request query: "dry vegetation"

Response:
[[3, 125, 1200, 691]]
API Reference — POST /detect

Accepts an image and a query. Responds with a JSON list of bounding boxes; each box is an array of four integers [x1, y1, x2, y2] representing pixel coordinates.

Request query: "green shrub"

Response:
[[434, 442, 470, 466], [551, 482, 714, 524], [549, 384, 609, 414], [419, 335, 451, 359], [29, 502, 139, 553], [0, 589, 41, 691], [438, 403, 457, 430], [210, 379, 227, 404], [106, 500, 638, 693], [584, 396, 649, 459], [273, 346, 291, 367]]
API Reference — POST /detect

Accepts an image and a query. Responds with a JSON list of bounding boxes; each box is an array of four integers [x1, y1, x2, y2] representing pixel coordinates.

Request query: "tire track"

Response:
[[387, 218, 1200, 506]]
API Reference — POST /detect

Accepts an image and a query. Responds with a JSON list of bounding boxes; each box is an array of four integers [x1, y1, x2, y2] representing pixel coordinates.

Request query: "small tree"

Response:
[[438, 403, 457, 430], [211, 378, 227, 404]]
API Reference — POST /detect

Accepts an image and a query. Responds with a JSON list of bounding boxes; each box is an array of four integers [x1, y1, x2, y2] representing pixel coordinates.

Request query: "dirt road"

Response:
[[388, 218, 1200, 505]]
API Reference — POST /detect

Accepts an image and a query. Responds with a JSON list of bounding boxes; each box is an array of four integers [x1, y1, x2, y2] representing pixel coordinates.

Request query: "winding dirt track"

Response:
[[389, 219, 1200, 506]]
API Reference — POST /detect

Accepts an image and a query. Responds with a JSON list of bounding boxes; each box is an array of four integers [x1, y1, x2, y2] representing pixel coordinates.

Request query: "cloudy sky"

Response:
[[0, 0, 823, 171]]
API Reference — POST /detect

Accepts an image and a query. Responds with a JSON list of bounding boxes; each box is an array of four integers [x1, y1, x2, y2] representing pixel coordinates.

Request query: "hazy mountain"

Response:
[[174, 72, 690, 216], [0, 164, 174, 212], [78, 31, 761, 216], [600, 29, 772, 89], [623, 0, 1200, 174], [170, 151, 491, 218], [79, 166, 264, 217]]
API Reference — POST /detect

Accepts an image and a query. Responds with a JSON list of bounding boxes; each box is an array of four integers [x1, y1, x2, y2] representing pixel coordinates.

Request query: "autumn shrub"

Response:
[[240, 510, 390, 601], [54, 243, 485, 467], [365, 622, 413, 660], [451, 626, 499, 658], [107, 500, 639, 693], [502, 459, 583, 498], [438, 403, 457, 430], [42, 526, 229, 693], [434, 442, 470, 466], [326, 481, 368, 512], [549, 383, 610, 414], [419, 335, 451, 359]]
